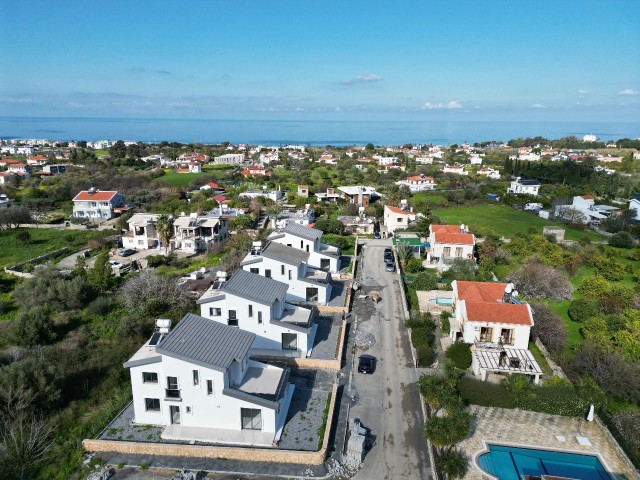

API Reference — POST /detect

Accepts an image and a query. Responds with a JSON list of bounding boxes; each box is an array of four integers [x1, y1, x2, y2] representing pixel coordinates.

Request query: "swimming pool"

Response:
[[477, 444, 611, 480], [429, 297, 453, 306]]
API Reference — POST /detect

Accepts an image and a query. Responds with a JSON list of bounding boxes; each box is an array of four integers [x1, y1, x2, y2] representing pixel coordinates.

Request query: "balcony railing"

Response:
[[165, 388, 181, 400]]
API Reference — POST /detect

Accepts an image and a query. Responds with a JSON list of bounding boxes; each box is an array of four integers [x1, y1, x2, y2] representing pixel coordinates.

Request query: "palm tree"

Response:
[[156, 214, 174, 255], [395, 242, 413, 267], [438, 447, 468, 480]]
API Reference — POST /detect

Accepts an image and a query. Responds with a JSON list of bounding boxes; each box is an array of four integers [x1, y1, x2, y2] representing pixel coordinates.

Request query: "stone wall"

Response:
[[83, 384, 340, 466], [4, 247, 69, 278]]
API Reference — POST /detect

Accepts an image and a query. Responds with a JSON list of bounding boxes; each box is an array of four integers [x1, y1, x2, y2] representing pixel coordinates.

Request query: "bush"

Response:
[[8, 307, 57, 347], [413, 271, 438, 291], [596, 260, 626, 281], [418, 374, 457, 410], [530, 302, 567, 353], [411, 327, 435, 348], [608, 231, 635, 249], [423, 409, 471, 447], [568, 299, 601, 323], [146, 254, 170, 268], [415, 345, 434, 367], [405, 257, 424, 273], [445, 342, 472, 370], [458, 376, 518, 409], [15, 230, 32, 243], [88, 295, 116, 316], [441, 312, 451, 336]]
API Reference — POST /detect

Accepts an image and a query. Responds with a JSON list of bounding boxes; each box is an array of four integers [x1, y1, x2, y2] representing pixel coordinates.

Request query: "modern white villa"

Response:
[[122, 213, 163, 250], [426, 224, 475, 269], [241, 241, 332, 304], [72, 189, 125, 220], [124, 313, 294, 446], [449, 280, 542, 384], [507, 177, 541, 196], [173, 214, 229, 253], [197, 270, 318, 358], [268, 223, 341, 273]]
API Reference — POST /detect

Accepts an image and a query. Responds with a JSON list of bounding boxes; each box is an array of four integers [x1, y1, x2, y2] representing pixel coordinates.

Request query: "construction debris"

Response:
[[355, 330, 376, 349], [86, 469, 113, 480]]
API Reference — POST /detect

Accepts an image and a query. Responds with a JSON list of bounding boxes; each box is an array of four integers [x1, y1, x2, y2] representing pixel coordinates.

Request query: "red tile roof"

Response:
[[73, 190, 118, 201], [581, 195, 594, 200], [406, 175, 434, 182], [432, 224, 463, 233], [386, 205, 412, 215], [455, 281, 532, 326], [434, 232, 475, 245]]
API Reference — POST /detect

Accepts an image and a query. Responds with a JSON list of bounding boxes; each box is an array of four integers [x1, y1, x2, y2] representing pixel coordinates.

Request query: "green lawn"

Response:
[[433, 205, 603, 241], [411, 192, 445, 210], [153, 172, 206, 187], [0, 228, 112, 269]]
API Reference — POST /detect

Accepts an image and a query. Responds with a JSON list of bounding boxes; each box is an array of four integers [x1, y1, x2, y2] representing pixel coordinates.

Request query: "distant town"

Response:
[[0, 133, 639, 479]]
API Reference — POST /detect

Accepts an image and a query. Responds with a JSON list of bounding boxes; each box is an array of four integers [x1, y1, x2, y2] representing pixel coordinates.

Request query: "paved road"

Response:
[[351, 240, 431, 480]]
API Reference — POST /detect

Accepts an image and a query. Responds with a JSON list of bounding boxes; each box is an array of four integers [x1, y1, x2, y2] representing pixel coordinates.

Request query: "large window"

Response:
[[480, 327, 493, 343], [306, 287, 319, 302], [228, 309, 238, 327], [145, 398, 160, 411], [282, 333, 297, 350], [248, 304, 253, 317], [265, 269, 271, 278], [142, 372, 158, 383], [455, 247, 463, 257], [207, 380, 213, 396], [250, 268, 259, 274], [241, 408, 262, 430], [500, 329, 514, 345], [443, 247, 451, 257], [192, 370, 199, 386], [166, 376, 180, 399], [209, 307, 221, 317], [320, 259, 330, 271]]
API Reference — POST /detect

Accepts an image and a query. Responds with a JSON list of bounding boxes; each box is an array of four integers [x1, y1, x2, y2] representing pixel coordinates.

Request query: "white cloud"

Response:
[[531, 103, 546, 108], [422, 101, 462, 110], [0, 96, 34, 104], [578, 89, 590, 95], [341, 74, 383, 85], [618, 88, 638, 96]]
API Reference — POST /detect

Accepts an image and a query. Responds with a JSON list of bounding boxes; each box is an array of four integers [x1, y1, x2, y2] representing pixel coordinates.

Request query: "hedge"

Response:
[[446, 342, 472, 370]]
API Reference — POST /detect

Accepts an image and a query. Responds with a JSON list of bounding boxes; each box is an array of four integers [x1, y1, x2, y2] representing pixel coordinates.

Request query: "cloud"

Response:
[[341, 73, 383, 85], [531, 103, 546, 108], [0, 96, 33, 104], [618, 88, 638, 96], [422, 101, 462, 110], [578, 89, 589, 95]]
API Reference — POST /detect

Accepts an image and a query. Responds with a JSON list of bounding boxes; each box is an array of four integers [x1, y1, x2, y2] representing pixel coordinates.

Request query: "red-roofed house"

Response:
[[383, 205, 418, 234], [450, 280, 541, 383], [72, 189, 124, 220], [427, 224, 475, 265], [241, 166, 271, 177], [178, 152, 209, 163], [396, 174, 436, 192], [200, 182, 223, 191]]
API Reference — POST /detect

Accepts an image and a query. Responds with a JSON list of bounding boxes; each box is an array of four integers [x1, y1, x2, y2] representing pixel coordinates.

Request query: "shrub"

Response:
[[415, 345, 434, 367], [146, 254, 170, 268], [579, 275, 610, 298], [413, 271, 438, 291], [418, 375, 457, 410], [15, 230, 32, 243], [530, 302, 567, 353], [424, 409, 471, 447], [438, 448, 468, 480], [405, 257, 424, 273], [458, 377, 518, 408], [608, 231, 635, 249], [445, 342, 472, 370], [8, 307, 57, 347], [568, 299, 601, 323], [441, 312, 451, 336], [88, 295, 116, 316], [411, 327, 435, 348], [596, 261, 626, 281]]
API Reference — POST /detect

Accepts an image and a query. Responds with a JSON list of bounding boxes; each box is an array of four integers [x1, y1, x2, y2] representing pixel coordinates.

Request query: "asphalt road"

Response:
[[351, 240, 431, 480]]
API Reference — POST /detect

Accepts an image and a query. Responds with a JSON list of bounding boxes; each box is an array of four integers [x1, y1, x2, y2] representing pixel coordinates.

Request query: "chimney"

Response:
[[327, 188, 334, 195]]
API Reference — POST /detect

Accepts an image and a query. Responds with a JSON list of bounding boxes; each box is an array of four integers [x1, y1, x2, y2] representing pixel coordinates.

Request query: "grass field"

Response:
[[152, 172, 206, 187], [0, 228, 112, 269], [433, 204, 603, 241]]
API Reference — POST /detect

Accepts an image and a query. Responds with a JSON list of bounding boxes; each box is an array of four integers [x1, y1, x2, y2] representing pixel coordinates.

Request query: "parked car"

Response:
[[109, 260, 123, 269], [373, 231, 381, 239], [385, 262, 395, 272], [358, 354, 376, 374], [118, 248, 136, 257]]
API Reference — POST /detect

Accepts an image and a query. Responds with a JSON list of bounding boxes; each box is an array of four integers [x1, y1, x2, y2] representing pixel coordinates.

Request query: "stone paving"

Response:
[[458, 405, 639, 480], [328, 280, 348, 307], [310, 315, 342, 359], [416, 290, 453, 316]]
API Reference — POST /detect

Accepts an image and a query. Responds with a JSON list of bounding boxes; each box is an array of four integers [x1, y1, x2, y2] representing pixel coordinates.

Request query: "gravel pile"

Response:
[[325, 458, 363, 478], [355, 330, 376, 349]]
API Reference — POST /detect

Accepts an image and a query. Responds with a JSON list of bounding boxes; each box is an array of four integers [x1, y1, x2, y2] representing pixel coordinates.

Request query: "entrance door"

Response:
[[169, 405, 181, 425]]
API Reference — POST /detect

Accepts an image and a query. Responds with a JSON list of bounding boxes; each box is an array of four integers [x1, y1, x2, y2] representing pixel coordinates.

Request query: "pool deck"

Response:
[[416, 289, 453, 316], [459, 405, 639, 480]]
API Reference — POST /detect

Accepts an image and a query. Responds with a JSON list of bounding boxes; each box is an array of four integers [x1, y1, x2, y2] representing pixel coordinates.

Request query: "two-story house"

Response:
[[197, 270, 318, 358], [124, 313, 294, 445], [427, 224, 475, 267], [396, 174, 436, 192], [122, 213, 163, 250], [72, 189, 124, 220], [241, 241, 332, 304], [449, 280, 542, 384], [383, 205, 418, 234], [173, 214, 229, 254], [507, 177, 541, 196], [337, 186, 380, 206], [268, 223, 340, 272]]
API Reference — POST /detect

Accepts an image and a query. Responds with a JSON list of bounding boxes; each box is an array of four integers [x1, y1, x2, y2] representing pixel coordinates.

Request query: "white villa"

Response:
[[240, 188, 283, 203], [449, 280, 542, 384], [507, 177, 541, 196], [72, 189, 124, 220], [214, 153, 245, 165], [173, 214, 229, 254], [268, 223, 341, 273], [122, 213, 163, 250], [241, 241, 332, 305], [396, 174, 436, 192], [554, 195, 619, 225], [197, 270, 317, 358], [0, 194, 14, 209], [383, 205, 418, 234], [477, 167, 501, 179], [124, 313, 294, 446], [426, 224, 475, 269], [443, 165, 468, 175]]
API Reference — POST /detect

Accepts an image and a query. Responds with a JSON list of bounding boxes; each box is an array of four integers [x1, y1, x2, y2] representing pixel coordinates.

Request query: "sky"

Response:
[[1, 0, 639, 122]]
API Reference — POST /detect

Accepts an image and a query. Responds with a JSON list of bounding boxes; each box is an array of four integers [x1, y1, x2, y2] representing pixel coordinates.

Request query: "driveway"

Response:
[[350, 241, 431, 479]]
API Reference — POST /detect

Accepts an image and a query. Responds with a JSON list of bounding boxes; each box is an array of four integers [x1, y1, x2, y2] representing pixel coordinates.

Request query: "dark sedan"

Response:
[[358, 354, 376, 374]]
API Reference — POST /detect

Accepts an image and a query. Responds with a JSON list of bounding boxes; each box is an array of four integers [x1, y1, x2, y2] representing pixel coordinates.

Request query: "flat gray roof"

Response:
[[222, 269, 288, 305], [156, 313, 255, 372], [262, 241, 309, 265], [283, 222, 322, 241]]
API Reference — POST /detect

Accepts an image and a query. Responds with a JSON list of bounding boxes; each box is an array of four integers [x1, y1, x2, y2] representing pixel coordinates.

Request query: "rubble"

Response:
[[355, 330, 376, 349], [86, 469, 113, 480], [167, 470, 198, 480]]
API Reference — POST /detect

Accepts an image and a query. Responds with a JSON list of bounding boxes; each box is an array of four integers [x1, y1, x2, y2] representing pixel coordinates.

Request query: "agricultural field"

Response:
[[434, 204, 604, 242]]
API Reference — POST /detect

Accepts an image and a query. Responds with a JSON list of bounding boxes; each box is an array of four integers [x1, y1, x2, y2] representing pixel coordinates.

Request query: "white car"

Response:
[[109, 260, 123, 269]]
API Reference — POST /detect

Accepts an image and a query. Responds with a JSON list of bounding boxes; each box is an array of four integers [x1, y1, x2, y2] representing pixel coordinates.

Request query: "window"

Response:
[[241, 408, 262, 430], [306, 245, 309, 252], [207, 380, 213, 396], [258, 312, 262, 324], [186, 406, 192, 414], [192, 370, 199, 386], [397, 217, 403, 222], [145, 398, 160, 411], [300, 240, 304, 249], [167, 376, 178, 389], [142, 372, 158, 384], [281, 265, 285, 275], [228, 310, 238, 327], [500, 329, 514, 345], [209, 307, 221, 317], [248, 304, 253, 317], [287, 244, 292, 248], [455, 247, 463, 257], [265, 269, 271, 278], [250, 268, 259, 274], [320, 259, 330, 270], [288, 270, 292, 280], [306, 287, 319, 302], [282, 333, 297, 350], [480, 327, 493, 343], [443, 247, 451, 257]]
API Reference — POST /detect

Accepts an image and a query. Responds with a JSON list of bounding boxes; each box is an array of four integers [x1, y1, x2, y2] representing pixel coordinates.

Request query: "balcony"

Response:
[[165, 388, 181, 400]]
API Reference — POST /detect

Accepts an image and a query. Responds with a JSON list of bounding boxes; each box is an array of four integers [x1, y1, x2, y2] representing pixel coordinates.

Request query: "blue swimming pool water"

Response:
[[477, 444, 611, 480], [430, 297, 453, 306]]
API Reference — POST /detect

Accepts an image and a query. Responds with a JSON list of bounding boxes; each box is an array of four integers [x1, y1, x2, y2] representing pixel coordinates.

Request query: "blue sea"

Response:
[[0, 116, 638, 146]]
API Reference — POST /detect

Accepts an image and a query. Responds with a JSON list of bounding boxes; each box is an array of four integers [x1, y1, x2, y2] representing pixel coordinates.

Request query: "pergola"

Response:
[[472, 346, 543, 384]]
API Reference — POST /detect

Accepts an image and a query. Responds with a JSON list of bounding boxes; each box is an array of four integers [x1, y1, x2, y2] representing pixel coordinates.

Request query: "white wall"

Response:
[[270, 232, 339, 272], [462, 321, 531, 350]]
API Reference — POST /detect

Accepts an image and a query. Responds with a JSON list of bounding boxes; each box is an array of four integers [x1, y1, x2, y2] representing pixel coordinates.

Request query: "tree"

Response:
[[121, 270, 192, 317], [413, 271, 438, 291], [418, 375, 457, 410], [438, 448, 468, 480], [445, 343, 472, 370], [156, 214, 174, 254], [608, 231, 634, 249], [529, 302, 567, 353], [579, 275, 609, 298], [424, 409, 471, 447], [7, 307, 56, 347], [0, 207, 31, 230], [73, 254, 87, 279], [509, 260, 573, 300], [87, 250, 115, 293], [395, 242, 413, 267], [568, 298, 601, 323]]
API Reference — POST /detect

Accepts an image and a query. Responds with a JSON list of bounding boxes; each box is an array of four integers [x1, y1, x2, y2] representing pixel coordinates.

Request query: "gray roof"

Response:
[[156, 313, 255, 372], [283, 222, 322, 241], [222, 269, 289, 305], [262, 241, 309, 265]]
